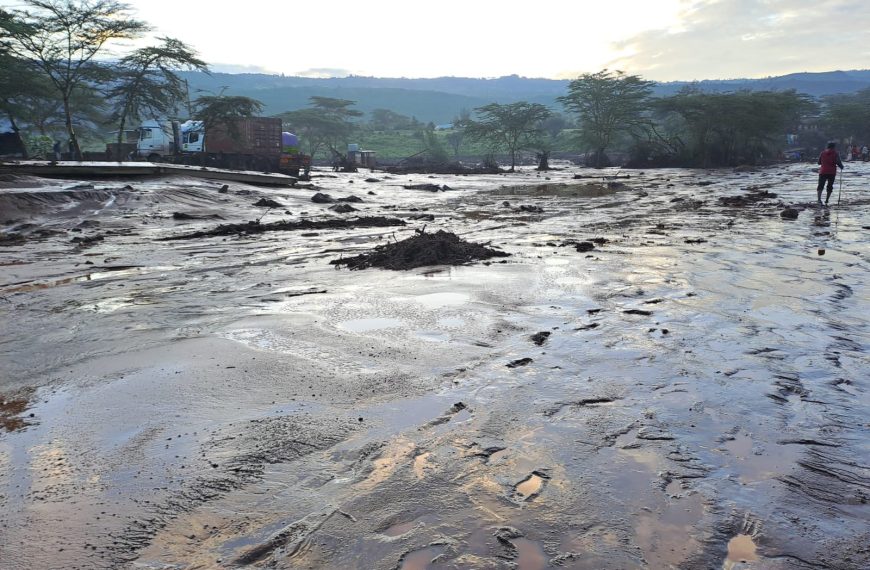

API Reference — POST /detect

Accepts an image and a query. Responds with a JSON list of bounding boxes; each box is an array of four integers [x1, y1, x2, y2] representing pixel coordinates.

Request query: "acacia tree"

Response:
[[193, 93, 263, 139], [460, 102, 551, 171], [280, 97, 362, 159], [0, 0, 148, 159], [108, 37, 207, 161], [558, 69, 654, 167]]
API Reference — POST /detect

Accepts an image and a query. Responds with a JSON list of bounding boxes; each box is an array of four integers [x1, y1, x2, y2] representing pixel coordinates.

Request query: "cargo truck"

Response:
[[136, 117, 310, 177]]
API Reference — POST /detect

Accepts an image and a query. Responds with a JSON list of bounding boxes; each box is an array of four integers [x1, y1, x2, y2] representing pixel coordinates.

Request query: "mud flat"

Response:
[[1, 164, 868, 569]]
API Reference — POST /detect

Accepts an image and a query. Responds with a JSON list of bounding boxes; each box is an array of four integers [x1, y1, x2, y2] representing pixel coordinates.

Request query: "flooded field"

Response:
[[1, 163, 868, 569]]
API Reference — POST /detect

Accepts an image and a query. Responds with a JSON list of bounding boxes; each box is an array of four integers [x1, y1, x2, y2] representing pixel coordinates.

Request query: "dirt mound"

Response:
[[492, 182, 621, 197], [330, 229, 509, 270], [719, 189, 778, 207], [160, 216, 406, 241]]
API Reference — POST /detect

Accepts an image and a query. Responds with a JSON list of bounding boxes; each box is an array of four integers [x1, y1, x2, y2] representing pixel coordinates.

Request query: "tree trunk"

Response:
[[5, 111, 29, 159], [116, 109, 127, 163], [536, 151, 550, 171], [62, 93, 81, 160], [509, 148, 516, 172]]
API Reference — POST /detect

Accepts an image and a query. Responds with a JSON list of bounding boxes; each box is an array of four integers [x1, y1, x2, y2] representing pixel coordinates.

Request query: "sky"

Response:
[[3, 0, 869, 80]]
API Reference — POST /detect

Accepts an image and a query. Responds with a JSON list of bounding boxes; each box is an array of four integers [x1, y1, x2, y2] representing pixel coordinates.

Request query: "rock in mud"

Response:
[[517, 205, 544, 213], [253, 198, 283, 208], [506, 358, 533, 368], [530, 331, 551, 346], [311, 193, 335, 203], [329, 229, 509, 271], [781, 208, 800, 220], [403, 183, 446, 192], [172, 212, 224, 220], [337, 195, 364, 203], [575, 241, 595, 253], [329, 204, 358, 214], [719, 189, 778, 207]]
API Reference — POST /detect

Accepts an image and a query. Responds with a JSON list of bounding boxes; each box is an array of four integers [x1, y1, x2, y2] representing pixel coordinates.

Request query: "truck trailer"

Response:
[[137, 117, 310, 177]]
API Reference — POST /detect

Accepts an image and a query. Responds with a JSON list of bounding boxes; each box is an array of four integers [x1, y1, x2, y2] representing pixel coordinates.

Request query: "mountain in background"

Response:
[[180, 70, 870, 124]]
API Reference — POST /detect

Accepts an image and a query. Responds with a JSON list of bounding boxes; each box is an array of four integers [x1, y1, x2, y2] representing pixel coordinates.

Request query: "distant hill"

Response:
[[180, 70, 870, 123]]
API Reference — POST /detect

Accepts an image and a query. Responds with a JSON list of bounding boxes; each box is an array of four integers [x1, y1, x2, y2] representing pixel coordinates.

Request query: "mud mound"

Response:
[[718, 189, 778, 207], [330, 229, 509, 270], [160, 216, 406, 241], [492, 182, 621, 197]]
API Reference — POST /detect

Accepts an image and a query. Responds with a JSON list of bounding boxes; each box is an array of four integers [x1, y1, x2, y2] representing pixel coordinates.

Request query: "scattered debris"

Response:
[[160, 217, 406, 241], [623, 309, 653, 316], [253, 198, 283, 208], [403, 184, 447, 192], [506, 358, 533, 368], [780, 208, 800, 220], [517, 205, 544, 213], [719, 190, 778, 207], [530, 331, 551, 346], [329, 229, 509, 271], [172, 212, 224, 220]]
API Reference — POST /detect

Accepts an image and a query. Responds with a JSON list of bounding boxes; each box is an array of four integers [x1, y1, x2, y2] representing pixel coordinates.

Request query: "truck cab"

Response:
[[179, 121, 204, 153], [136, 120, 175, 161]]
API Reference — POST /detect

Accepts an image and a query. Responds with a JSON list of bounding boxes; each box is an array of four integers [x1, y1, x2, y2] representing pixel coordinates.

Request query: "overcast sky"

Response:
[[3, 0, 869, 80]]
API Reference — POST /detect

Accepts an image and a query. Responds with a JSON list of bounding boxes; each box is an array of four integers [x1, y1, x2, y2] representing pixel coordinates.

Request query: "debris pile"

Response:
[[719, 189, 778, 207], [330, 229, 509, 270], [160, 217, 406, 241]]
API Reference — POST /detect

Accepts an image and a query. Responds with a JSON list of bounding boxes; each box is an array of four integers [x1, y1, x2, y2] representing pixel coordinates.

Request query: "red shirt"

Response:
[[818, 148, 842, 175]]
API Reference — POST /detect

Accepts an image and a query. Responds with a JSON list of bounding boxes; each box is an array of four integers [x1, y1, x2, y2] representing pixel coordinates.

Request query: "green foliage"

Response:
[[0, 0, 149, 157], [821, 88, 870, 143], [460, 101, 552, 170], [108, 37, 207, 158], [647, 88, 817, 166], [558, 69, 654, 166], [193, 93, 263, 139], [370, 108, 417, 131], [280, 96, 362, 159]]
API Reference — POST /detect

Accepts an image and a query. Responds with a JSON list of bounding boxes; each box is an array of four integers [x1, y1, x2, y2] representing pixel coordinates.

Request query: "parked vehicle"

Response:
[[136, 117, 310, 177]]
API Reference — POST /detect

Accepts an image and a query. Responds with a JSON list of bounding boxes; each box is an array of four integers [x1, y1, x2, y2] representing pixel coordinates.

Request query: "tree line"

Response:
[[2, 1, 866, 167]]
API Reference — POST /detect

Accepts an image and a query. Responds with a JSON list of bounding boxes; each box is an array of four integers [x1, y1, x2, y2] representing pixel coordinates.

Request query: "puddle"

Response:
[[384, 520, 417, 537], [414, 292, 469, 308], [724, 433, 753, 458], [0, 267, 144, 294], [512, 538, 547, 570], [516, 473, 545, 499], [338, 317, 404, 332], [723, 534, 759, 569], [0, 393, 33, 432], [416, 331, 450, 342], [400, 545, 445, 570]]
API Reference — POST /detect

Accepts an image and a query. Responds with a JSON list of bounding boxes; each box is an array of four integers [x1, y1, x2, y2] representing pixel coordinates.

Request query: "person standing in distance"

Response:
[[817, 142, 844, 206]]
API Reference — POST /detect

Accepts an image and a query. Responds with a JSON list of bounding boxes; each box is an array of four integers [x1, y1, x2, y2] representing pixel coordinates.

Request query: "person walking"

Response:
[[817, 142, 844, 206]]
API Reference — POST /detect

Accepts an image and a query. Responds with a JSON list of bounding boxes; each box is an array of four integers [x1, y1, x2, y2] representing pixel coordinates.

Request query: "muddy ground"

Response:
[[0, 163, 868, 569]]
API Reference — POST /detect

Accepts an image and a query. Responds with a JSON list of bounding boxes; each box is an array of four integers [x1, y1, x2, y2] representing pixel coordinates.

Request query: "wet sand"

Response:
[[1, 163, 868, 569]]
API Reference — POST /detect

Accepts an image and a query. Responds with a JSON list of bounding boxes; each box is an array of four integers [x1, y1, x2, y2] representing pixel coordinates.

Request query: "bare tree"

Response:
[[0, 0, 148, 159]]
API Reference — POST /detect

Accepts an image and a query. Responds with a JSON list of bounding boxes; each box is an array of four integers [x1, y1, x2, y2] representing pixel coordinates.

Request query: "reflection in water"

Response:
[[724, 534, 759, 569]]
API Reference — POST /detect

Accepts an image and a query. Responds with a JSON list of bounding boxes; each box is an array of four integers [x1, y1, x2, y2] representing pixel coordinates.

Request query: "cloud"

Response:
[[208, 62, 281, 75], [609, 0, 870, 80], [293, 68, 353, 79]]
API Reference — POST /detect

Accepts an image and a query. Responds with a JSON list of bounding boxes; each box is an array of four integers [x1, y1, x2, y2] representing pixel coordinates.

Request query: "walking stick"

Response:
[[837, 169, 844, 206]]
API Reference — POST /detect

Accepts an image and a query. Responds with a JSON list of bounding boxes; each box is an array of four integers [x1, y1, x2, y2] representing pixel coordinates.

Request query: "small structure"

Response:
[[347, 143, 376, 169]]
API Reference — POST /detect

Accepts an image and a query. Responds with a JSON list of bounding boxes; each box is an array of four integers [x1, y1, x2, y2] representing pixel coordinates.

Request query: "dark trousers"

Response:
[[817, 173, 836, 200]]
